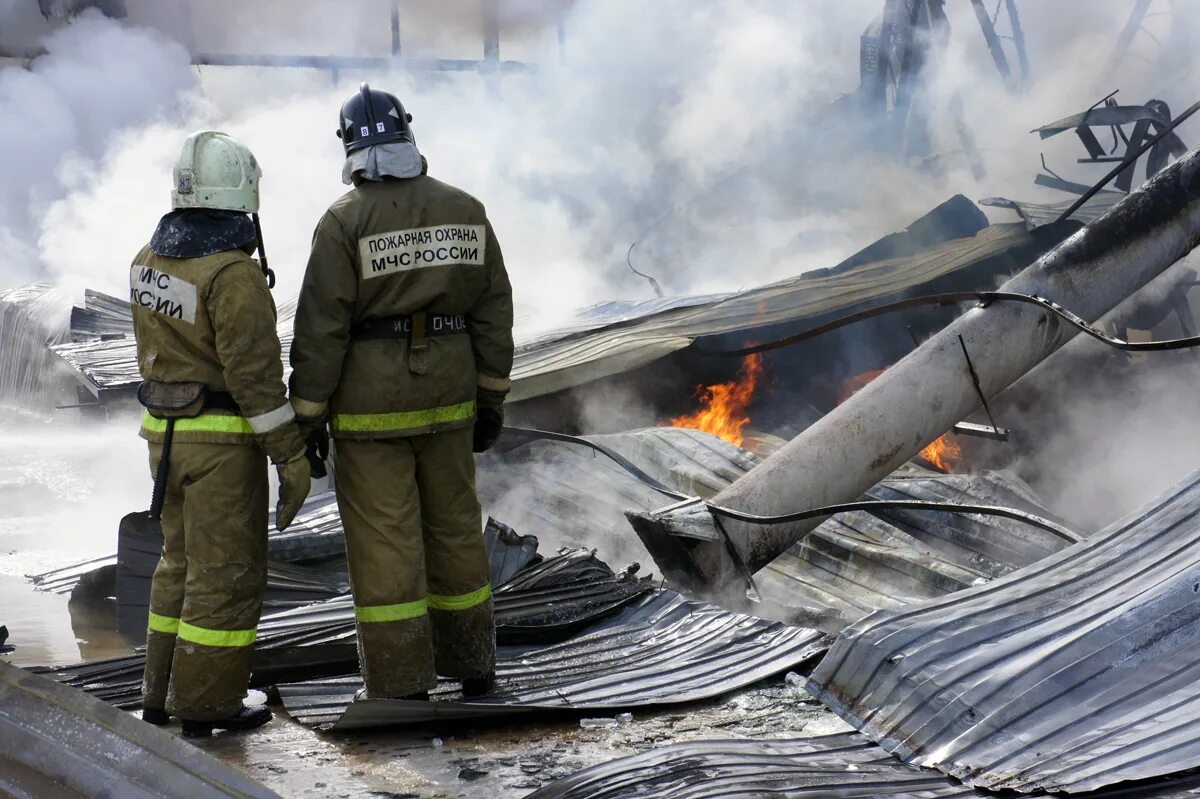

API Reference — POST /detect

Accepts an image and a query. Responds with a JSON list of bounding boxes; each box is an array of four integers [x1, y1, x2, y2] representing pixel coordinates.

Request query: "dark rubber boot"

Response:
[[181, 706, 272, 738], [142, 707, 170, 726], [462, 673, 494, 697]]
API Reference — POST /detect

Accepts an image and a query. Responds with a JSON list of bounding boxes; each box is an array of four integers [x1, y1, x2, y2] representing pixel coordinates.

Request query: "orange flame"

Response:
[[839, 370, 963, 473], [918, 434, 963, 473], [671, 354, 764, 446]]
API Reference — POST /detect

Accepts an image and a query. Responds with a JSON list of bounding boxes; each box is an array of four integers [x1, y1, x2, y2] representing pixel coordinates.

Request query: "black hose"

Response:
[[704, 498, 1080, 544], [499, 426, 1080, 542], [501, 426, 690, 500], [695, 290, 1200, 359]]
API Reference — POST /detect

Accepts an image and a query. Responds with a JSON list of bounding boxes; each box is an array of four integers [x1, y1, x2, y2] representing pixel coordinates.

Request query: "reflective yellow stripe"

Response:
[[332, 400, 475, 434], [140, 412, 255, 435], [177, 621, 257, 648], [428, 583, 492, 612], [148, 612, 179, 635], [355, 599, 428, 623]]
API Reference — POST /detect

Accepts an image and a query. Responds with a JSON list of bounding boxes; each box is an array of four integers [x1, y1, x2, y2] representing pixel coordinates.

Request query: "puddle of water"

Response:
[[0, 573, 81, 666], [0, 573, 136, 666], [0, 413, 148, 666]]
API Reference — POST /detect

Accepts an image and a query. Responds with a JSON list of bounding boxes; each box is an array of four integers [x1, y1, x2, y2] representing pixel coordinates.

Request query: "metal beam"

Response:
[[969, 0, 1018, 93], [1103, 0, 1156, 80], [189, 53, 534, 73], [1005, 0, 1031, 86]]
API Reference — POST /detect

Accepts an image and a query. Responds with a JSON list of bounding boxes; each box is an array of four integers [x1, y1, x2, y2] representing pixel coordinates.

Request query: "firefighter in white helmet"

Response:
[[131, 130, 310, 737]]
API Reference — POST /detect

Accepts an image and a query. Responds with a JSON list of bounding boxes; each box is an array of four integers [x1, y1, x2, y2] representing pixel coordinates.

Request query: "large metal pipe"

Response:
[[629, 146, 1200, 593]]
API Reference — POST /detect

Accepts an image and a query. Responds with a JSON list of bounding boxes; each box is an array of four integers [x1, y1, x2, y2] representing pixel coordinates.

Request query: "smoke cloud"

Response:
[[0, 8, 195, 289], [7, 1, 1199, 317], [3, 1, 1200, 547]]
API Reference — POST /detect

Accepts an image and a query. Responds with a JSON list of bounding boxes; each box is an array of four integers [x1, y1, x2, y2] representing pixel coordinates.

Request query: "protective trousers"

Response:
[[141, 441, 268, 721], [336, 426, 495, 697]]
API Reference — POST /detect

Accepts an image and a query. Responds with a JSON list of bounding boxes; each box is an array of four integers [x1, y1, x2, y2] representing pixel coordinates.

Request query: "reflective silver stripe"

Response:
[[290, 396, 328, 420], [246, 403, 295, 434], [478, 374, 511, 392]]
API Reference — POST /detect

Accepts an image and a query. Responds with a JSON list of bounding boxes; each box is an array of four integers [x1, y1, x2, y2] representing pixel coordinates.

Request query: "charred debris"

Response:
[[5, 1, 1200, 798]]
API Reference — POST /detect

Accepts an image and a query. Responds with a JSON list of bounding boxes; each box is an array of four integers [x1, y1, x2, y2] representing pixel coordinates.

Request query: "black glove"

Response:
[[303, 424, 330, 479], [473, 406, 504, 453]]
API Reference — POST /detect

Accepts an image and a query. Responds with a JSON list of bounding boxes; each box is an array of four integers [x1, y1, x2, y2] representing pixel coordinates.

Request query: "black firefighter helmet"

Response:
[[335, 82, 414, 156]]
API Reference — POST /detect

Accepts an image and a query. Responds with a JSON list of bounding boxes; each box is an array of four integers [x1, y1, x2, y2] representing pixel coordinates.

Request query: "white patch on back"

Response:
[[358, 224, 486, 279], [129, 264, 198, 324]]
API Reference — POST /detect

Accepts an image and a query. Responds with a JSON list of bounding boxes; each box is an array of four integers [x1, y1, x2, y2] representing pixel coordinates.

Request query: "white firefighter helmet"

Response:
[[171, 130, 262, 213]]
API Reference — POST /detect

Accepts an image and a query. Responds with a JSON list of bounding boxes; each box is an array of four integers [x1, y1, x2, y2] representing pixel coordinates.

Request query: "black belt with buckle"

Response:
[[350, 313, 468, 341]]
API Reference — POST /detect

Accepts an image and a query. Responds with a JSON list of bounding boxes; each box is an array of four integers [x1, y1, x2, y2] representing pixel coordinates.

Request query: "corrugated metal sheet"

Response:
[[807, 468, 1200, 794], [32, 548, 654, 708], [758, 468, 1079, 632], [279, 591, 829, 729], [526, 733, 984, 799], [980, 194, 1123, 231], [48, 223, 1038, 401], [507, 223, 1035, 401], [0, 660, 280, 799], [527, 731, 1200, 799], [477, 427, 760, 556]]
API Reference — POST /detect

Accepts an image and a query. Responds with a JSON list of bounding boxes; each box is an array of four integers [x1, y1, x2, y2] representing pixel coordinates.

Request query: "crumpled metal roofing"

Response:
[[527, 731, 1200, 799], [49, 220, 1036, 401], [1034, 105, 1173, 137], [758, 468, 1079, 632], [278, 591, 828, 729], [507, 223, 1035, 401], [478, 426, 761, 557], [33, 547, 654, 709], [807, 468, 1200, 794], [527, 733, 983, 799], [981, 194, 1123, 230], [0, 660, 280, 799]]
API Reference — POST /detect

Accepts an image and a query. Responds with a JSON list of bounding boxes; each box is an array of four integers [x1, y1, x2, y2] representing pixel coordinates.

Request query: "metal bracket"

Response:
[[957, 334, 1008, 441], [709, 510, 761, 603]]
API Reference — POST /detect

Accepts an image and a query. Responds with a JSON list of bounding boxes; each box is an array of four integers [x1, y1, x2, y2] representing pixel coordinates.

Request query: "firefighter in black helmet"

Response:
[[289, 84, 513, 699]]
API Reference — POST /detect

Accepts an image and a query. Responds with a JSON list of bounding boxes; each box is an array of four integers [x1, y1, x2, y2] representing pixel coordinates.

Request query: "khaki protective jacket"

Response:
[[130, 246, 298, 451], [289, 172, 514, 439]]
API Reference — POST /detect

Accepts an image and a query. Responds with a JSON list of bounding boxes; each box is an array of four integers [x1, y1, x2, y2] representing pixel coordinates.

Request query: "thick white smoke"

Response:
[[3, 0, 1200, 547], [0, 8, 196, 290], [4, 2, 1199, 312]]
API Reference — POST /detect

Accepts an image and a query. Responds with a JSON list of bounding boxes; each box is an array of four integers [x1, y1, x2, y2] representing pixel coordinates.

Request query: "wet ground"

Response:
[[187, 676, 850, 798], [1, 414, 146, 667]]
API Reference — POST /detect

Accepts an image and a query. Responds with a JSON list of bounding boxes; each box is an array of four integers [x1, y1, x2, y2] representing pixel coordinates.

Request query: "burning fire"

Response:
[[839, 370, 963, 473], [919, 434, 963, 473], [670, 354, 764, 446]]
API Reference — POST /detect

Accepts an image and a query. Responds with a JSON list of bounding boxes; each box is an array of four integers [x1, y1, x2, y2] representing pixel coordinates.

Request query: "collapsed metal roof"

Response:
[[807, 467, 1200, 794], [47, 198, 1053, 404], [757, 468, 1079, 632], [527, 733, 988, 799], [0, 660, 280, 798], [981, 194, 1123, 230], [278, 590, 828, 730], [477, 427, 761, 554], [527, 730, 1200, 799], [31, 546, 657, 711]]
